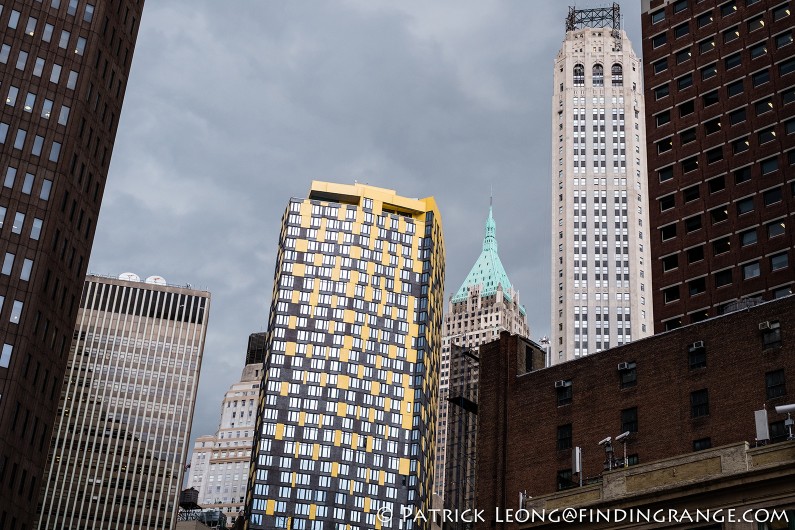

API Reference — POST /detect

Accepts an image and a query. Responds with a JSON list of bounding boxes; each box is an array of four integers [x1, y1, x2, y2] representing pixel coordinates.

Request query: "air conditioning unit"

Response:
[[759, 321, 771, 330], [617, 362, 630, 371], [689, 340, 705, 350], [554, 380, 567, 388]]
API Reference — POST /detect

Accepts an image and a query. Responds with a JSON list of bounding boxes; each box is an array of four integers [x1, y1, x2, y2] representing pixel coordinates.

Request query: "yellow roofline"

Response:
[[307, 180, 442, 224]]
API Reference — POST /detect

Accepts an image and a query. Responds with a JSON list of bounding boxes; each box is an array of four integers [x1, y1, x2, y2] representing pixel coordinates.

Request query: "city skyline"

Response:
[[85, 1, 644, 452]]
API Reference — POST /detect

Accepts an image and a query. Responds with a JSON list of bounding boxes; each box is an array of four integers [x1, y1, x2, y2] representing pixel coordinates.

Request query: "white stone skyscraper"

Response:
[[551, 5, 653, 364]]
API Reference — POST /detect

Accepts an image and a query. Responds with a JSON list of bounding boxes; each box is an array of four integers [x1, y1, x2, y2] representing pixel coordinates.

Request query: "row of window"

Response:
[[0, 123, 62, 163]]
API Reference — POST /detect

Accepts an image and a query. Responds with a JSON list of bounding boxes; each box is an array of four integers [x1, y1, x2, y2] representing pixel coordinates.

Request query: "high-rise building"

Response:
[[187, 362, 263, 527], [551, 4, 653, 364], [36, 274, 210, 530], [641, 0, 795, 332], [245, 332, 267, 366], [434, 206, 529, 506], [245, 181, 445, 530], [0, 1, 145, 521]]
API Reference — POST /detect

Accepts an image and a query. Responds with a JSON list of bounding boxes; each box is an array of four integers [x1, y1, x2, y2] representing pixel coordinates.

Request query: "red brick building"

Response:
[[477, 295, 795, 528], [641, 0, 795, 332]]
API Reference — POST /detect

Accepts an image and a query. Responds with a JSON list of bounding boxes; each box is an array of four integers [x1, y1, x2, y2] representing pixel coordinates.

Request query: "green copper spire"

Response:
[[451, 206, 520, 308]]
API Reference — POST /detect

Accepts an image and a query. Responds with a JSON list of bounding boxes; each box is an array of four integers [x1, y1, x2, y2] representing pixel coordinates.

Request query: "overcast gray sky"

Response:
[[88, 1, 643, 451]]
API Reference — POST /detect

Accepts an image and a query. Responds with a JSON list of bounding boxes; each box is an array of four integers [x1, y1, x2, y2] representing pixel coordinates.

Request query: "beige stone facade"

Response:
[[550, 21, 653, 364]]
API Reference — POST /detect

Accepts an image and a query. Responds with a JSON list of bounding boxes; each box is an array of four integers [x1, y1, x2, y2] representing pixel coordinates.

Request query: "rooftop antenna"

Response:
[[775, 404, 795, 440]]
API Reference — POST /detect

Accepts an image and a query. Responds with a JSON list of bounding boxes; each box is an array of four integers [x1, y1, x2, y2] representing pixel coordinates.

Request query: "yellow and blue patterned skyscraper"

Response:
[[246, 181, 445, 530]]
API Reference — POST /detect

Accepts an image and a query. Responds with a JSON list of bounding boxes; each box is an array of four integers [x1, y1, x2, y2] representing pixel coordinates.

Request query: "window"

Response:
[[741, 228, 758, 246], [659, 166, 674, 182], [761, 157, 779, 175], [652, 33, 667, 48], [752, 69, 770, 87], [67, 71, 78, 90], [756, 98, 773, 115], [0, 344, 12, 368], [556, 381, 572, 406], [663, 285, 680, 303], [771, 252, 789, 271], [21, 173, 33, 194], [573, 64, 584, 86], [621, 408, 638, 433], [49, 142, 61, 163], [773, 4, 791, 21], [697, 12, 713, 28], [683, 185, 699, 203], [657, 138, 673, 153], [11, 212, 24, 234], [619, 362, 637, 389], [659, 194, 675, 211], [651, 9, 665, 24], [734, 166, 752, 183], [766, 370, 786, 400], [710, 206, 728, 223], [748, 15, 765, 32], [729, 108, 746, 125], [662, 254, 678, 272], [781, 58, 795, 76], [727, 80, 743, 97], [720, 0, 737, 16], [689, 277, 706, 296], [737, 197, 754, 215], [653, 58, 668, 74], [743, 261, 761, 279], [611, 64, 622, 86], [708, 176, 725, 193], [678, 74, 693, 90], [699, 38, 715, 54], [654, 84, 670, 100], [685, 215, 702, 233], [691, 389, 709, 418], [661, 224, 677, 241], [768, 221, 785, 238], [592, 64, 604, 87], [704, 117, 721, 135], [750, 42, 767, 59], [50, 63, 62, 83], [20, 259, 32, 281], [707, 146, 723, 164], [687, 245, 705, 263], [67, 0, 78, 15], [676, 48, 692, 64], [75, 37, 86, 55], [714, 268, 732, 288], [776, 31, 793, 48], [762, 321, 782, 349], [674, 22, 690, 39], [30, 218, 42, 240], [723, 26, 740, 43], [724, 52, 741, 69], [557, 424, 573, 450], [58, 30, 70, 49], [682, 156, 698, 173], [84, 4, 95, 23], [689, 342, 707, 369], [703, 90, 719, 107], [701, 63, 717, 80], [713, 237, 730, 255], [732, 137, 749, 154], [10, 300, 23, 324], [764, 187, 783, 205], [1, 253, 14, 275], [656, 111, 671, 127], [673, 0, 688, 13], [693, 438, 712, 451], [40, 180, 52, 201]]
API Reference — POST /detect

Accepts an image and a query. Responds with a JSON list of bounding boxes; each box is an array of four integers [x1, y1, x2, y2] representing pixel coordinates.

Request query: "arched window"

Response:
[[593, 64, 604, 87], [573, 64, 585, 86], [612, 63, 623, 86]]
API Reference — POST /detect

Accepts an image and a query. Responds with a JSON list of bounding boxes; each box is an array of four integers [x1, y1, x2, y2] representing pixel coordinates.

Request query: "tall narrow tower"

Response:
[[245, 181, 445, 530], [0, 1, 146, 521], [551, 4, 653, 364], [436, 205, 530, 517]]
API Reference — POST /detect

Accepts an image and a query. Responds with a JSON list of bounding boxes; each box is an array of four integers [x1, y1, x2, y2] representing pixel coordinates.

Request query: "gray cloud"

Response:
[[89, 0, 643, 454]]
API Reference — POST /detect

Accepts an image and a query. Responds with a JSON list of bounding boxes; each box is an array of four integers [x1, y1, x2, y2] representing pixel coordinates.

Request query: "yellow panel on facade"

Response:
[[275, 423, 284, 440], [296, 239, 308, 252], [338, 375, 349, 390], [280, 382, 288, 396], [313, 444, 320, 459], [331, 462, 339, 477], [299, 411, 306, 426], [265, 499, 276, 515], [399, 458, 410, 475]]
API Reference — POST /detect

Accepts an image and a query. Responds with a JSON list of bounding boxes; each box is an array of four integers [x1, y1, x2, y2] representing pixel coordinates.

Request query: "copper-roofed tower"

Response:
[[436, 205, 530, 514], [0, 1, 145, 523], [551, 3, 653, 364]]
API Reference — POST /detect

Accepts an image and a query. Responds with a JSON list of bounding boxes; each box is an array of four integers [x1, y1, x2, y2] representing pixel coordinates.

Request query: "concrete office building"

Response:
[[551, 4, 653, 364], [187, 362, 263, 527], [244, 181, 445, 530], [476, 295, 795, 530], [0, 1, 145, 523], [642, 0, 795, 332], [36, 274, 210, 530], [435, 206, 529, 506]]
